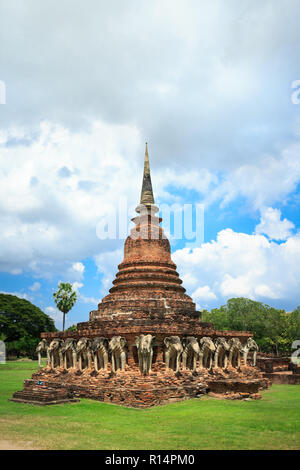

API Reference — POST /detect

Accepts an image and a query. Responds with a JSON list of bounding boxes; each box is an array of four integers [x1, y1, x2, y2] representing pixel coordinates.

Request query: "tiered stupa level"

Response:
[[90, 143, 197, 322]]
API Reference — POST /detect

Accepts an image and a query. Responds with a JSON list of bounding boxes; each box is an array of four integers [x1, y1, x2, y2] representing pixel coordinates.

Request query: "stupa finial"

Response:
[[140, 142, 154, 205]]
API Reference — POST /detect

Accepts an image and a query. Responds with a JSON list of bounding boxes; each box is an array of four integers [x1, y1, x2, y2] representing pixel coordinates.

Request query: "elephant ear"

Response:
[[135, 336, 140, 347], [164, 337, 170, 348], [120, 337, 127, 348]]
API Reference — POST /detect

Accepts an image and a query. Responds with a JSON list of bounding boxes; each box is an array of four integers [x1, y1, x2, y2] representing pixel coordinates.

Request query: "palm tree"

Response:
[[53, 283, 77, 332]]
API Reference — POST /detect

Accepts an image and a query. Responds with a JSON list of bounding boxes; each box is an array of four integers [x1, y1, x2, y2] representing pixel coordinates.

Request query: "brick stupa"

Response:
[[11, 145, 268, 408]]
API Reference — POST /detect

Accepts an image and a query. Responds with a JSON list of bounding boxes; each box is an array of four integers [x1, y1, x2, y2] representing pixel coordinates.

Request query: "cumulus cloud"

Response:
[[29, 282, 41, 292], [94, 248, 123, 295], [0, 121, 141, 278], [45, 306, 62, 328], [1, 0, 300, 170], [173, 227, 300, 310], [255, 207, 295, 240]]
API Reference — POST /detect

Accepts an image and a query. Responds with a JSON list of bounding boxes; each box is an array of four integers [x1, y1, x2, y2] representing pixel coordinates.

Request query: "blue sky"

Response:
[[0, 1, 300, 329]]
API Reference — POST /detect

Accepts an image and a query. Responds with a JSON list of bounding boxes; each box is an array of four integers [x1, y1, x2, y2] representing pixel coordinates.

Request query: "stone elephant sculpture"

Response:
[[135, 334, 155, 375], [76, 338, 92, 371], [36, 339, 50, 367], [182, 336, 200, 372], [228, 338, 243, 368], [109, 336, 127, 372], [214, 337, 230, 369], [92, 337, 109, 372], [61, 338, 77, 370], [199, 337, 215, 369], [243, 337, 259, 366], [164, 336, 183, 373], [48, 338, 63, 369]]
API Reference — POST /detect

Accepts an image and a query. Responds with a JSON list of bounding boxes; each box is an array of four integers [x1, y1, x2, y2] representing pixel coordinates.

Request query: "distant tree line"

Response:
[[202, 298, 300, 356], [0, 293, 56, 359]]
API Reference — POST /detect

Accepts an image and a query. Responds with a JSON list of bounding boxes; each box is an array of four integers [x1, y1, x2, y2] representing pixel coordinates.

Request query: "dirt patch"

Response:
[[0, 439, 39, 450]]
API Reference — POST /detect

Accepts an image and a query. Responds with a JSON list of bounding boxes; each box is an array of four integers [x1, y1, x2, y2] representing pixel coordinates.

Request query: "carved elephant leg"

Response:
[[38, 352, 41, 368], [182, 352, 187, 370], [214, 350, 219, 368], [165, 351, 170, 371], [199, 352, 203, 369], [243, 351, 248, 366], [253, 351, 257, 366], [94, 353, 99, 372], [149, 350, 153, 374], [87, 352, 91, 369], [209, 352, 213, 370], [192, 354, 197, 372], [237, 352, 241, 368], [103, 352, 108, 370], [79, 354, 83, 372], [120, 351, 126, 371], [111, 354, 115, 373], [175, 353, 180, 373]]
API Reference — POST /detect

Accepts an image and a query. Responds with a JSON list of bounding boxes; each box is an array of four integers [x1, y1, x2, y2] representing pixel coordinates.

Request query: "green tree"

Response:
[[53, 283, 77, 332], [0, 293, 56, 358], [203, 297, 292, 355]]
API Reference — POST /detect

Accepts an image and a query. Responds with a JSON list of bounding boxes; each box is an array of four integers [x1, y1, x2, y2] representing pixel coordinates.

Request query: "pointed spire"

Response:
[[140, 142, 155, 205]]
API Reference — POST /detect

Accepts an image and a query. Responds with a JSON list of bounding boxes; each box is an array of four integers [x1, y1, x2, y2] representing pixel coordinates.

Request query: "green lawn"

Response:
[[0, 361, 299, 450]]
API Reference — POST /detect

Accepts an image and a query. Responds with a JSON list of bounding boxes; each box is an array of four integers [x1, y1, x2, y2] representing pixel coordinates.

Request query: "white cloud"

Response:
[[72, 262, 85, 275], [255, 207, 295, 240], [72, 282, 83, 292], [29, 282, 41, 292], [94, 248, 123, 295], [45, 306, 62, 328], [173, 228, 300, 310], [0, 121, 140, 278], [79, 294, 100, 305]]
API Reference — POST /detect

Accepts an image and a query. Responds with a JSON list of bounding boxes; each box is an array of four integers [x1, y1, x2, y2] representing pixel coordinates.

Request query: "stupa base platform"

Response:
[[10, 385, 80, 406], [11, 365, 269, 409]]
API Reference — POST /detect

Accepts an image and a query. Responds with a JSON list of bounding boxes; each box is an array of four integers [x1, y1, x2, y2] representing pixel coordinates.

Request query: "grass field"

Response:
[[0, 360, 299, 450]]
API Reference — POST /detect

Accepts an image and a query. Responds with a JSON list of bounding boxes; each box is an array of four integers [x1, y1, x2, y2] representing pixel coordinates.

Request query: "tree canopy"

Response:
[[0, 293, 56, 358], [202, 297, 300, 355]]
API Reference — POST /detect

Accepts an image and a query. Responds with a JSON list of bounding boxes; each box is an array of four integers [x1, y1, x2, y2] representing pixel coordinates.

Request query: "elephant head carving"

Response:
[[48, 338, 63, 369], [199, 337, 215, 369], [214, 337, 230, 369], [135, 334, 155, 375], [92, 337, 109, 372], [164, 336, 183, 372], [76, 338, 92, 371], [228, 338, 243, 368], [243, 337, 259, 366], [182, 337, 200, 372], [61, 338, 77, 370], [109, 336, 127, 372], [36, 339, 50, 367]]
